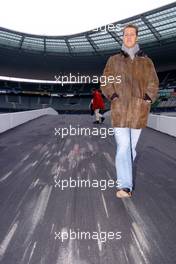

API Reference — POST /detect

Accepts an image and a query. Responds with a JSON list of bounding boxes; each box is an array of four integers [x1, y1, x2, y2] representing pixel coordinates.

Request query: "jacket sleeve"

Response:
[[145, 59, 159, 103], [100, 56, 117, 101]]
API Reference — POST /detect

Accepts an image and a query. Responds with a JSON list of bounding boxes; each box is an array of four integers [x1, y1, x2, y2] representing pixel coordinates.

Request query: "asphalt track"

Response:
[[0, 114, 176, 264]]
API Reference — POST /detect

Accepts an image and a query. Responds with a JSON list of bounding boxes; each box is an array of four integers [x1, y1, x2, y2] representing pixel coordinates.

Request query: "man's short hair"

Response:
[[123, 24, 139, 36]]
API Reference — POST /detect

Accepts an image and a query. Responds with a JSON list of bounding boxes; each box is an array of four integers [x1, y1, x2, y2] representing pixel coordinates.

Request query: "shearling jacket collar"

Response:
[[119, 49, 147, 58]]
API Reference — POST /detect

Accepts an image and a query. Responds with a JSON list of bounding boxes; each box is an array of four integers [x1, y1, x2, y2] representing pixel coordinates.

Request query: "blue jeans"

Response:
[[114, 127, 142, 191]]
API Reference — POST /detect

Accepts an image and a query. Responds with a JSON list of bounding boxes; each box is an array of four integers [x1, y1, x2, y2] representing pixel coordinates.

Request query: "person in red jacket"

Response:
[[91, 88, 105, 124]]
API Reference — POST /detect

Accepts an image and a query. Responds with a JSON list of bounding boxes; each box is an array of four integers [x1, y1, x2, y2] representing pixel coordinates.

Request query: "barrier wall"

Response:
[[0, 109, 175, 137], [147, 113, 176, 137], [0, 108, 58, 133], [104, 111, 176, 137]]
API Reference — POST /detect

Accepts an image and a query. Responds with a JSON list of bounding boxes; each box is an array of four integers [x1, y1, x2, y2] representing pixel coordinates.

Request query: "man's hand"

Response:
[[110, 93, 119, 101], [112, 97, 119, 102], [143, 93, 152, 103]]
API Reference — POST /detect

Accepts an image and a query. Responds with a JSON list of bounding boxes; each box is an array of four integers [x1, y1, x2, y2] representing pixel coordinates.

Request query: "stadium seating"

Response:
[[0, 69, 176, 113]]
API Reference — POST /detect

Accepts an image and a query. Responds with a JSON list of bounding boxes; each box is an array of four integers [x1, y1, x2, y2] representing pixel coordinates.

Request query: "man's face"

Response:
[[123, 27, 138, 48]]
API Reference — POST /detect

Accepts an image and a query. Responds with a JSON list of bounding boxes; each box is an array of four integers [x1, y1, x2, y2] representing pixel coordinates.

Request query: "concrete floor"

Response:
[[0, 114, 176, 264]]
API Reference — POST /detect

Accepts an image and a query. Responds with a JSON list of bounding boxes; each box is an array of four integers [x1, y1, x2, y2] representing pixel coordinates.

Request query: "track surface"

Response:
[[0, 114, 176, 264]]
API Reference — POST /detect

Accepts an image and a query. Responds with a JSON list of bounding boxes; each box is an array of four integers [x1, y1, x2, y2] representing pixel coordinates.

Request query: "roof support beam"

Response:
[[65, 37, 73, 56], [107, 30, 122, 46], [44, 37, 46, 53], [19, 35, 25, 49], [141, 15, 162, 43], [85, 34, 100, 55]]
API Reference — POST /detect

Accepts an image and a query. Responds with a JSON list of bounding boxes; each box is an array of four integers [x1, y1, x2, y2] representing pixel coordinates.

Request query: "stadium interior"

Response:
[[0, 2, 176, 115], [0, 2, 176, 264]]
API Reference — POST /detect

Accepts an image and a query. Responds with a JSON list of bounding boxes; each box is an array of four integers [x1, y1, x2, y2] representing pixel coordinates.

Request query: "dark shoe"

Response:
[[93, 121, 100, 124], [101, 117, 105, 123]]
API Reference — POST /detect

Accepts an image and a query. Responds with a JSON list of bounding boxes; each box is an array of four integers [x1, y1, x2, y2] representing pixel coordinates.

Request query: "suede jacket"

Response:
[[100, 49, 159, 128]]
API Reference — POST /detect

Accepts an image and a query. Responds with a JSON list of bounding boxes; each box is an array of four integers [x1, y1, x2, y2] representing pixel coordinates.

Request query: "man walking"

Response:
[[100, 24, 159, 198]]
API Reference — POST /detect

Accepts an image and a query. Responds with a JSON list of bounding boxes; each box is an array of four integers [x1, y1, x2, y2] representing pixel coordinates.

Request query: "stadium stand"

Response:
[[1, 68, 176, 113]]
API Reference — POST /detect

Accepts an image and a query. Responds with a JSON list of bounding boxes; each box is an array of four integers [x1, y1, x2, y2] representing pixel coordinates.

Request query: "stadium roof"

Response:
[[0, 2, 176, 57], [0, 2, 176, 56]]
